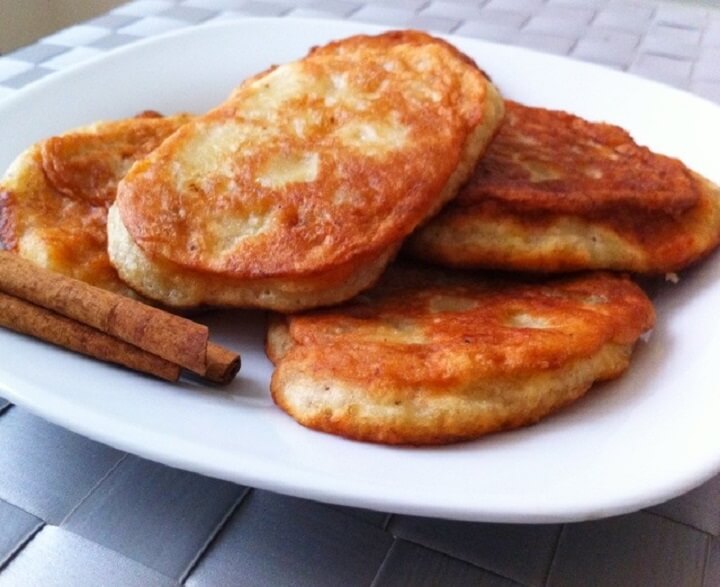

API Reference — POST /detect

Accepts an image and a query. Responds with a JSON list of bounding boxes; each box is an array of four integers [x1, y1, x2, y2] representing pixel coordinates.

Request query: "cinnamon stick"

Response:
[[0, 291, 180, 381], [205, 342, 242, 385], [0, 250, 208, 372], [0, 251, 240, 384]]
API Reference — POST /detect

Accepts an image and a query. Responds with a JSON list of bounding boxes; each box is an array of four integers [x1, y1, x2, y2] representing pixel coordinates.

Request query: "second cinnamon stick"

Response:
[[0, 251, 208, 372], [0, 291, 180, 381], [205, 342, 242, 385]]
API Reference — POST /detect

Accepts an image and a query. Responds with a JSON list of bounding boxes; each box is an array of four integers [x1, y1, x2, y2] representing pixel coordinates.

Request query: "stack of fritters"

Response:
[[2, 30, 717, 445], [1, 31, 504, 310], [266, 99, 719, 445], [407, 101, 720, 273]]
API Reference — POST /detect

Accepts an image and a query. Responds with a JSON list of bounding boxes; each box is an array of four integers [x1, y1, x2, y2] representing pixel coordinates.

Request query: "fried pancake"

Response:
[[408, 101, 720, 274], [108, 30, 504, 311], [267, 266, 655, 445], [0, 112, 192, 295]]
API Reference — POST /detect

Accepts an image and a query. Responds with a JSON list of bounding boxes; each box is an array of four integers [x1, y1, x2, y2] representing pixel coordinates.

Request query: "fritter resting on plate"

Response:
[[407, 100, 720, 274], [267, 265, 655, 445], [108, 30, 504, 311], [0, 111, 192, 295]]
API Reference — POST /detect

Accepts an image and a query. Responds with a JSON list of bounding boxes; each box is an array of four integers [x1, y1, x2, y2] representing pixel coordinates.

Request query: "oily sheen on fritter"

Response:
[[0, 111, 191, 295], [407, 101, 720, 274], [108, 30, 504, 311], [267, 265, 655, 445]]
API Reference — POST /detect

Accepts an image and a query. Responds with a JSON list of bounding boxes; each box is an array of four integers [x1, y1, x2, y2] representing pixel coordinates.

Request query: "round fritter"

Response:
[[0, 112, 191, 295], [460, 100, 699, 215], [407, 101, 720, 274], [109, 30, 505, 311], [267, 266, 655, 445]]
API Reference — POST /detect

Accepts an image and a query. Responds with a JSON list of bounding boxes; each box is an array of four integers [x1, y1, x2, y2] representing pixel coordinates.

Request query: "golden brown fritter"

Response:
[[462, 100, 699, 214], [108, 30, 505, 311], [0, 112, 191, 295], [267, 265, 655, 445], [408, 101, 720, 274]]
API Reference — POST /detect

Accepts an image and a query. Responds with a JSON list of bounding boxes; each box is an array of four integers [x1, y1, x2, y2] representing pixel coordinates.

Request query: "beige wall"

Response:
[[0, 0, 125, 53]]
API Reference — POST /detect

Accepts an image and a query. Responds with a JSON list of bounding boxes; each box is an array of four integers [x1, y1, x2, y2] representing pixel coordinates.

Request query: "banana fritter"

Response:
[[267, 266, 655, 445], [0, 111, 191, 295], [408, 101, 720, 274], [108, 30, 504, 311]]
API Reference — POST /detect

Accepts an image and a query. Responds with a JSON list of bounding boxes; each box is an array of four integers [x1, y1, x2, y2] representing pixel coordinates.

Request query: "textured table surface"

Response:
[[1, 1, 720, 585]]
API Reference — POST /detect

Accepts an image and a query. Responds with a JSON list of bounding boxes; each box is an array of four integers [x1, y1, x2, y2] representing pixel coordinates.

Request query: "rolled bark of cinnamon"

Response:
[[0, 291, 180, 381], [205, 342, 242, 386], [0, 251, 240, 384], [0, 250, 208, 372]]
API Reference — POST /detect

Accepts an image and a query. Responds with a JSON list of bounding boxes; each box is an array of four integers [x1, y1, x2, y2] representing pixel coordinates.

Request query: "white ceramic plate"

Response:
[[1, 18, 720, 523]]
